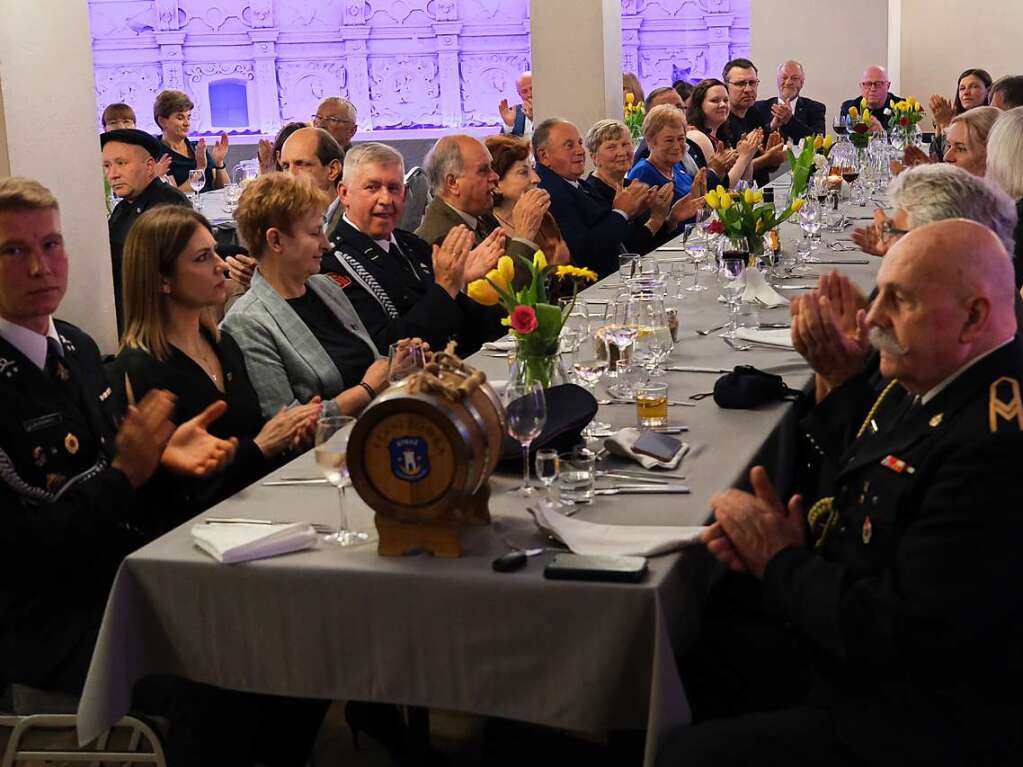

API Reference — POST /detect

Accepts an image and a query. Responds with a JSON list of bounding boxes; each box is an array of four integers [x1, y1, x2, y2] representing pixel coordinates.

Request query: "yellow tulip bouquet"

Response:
[[887, 97, 924, 147], [812, 133, 834, 157], [467, 251, 596, 387], [624, 91, 645, 141]]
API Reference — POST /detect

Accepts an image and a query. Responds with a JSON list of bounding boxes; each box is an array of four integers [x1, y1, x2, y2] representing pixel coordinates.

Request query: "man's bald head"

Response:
[[859, 65, 891, 109], [868, 219, 1017, 392], [279, 127, 343, 193]]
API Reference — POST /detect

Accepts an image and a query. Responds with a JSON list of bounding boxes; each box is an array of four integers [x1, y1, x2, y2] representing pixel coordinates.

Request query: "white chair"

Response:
[[1, 713, 166, 766], [399, 166, 431, 233]]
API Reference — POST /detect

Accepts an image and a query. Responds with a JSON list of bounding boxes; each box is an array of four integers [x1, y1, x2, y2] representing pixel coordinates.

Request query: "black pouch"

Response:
[[713, 365, 800, 409], [499, 384, 598, 464]]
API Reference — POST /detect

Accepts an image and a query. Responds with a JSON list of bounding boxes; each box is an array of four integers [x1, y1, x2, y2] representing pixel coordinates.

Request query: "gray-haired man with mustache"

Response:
[[670, 219, 1023, 765]]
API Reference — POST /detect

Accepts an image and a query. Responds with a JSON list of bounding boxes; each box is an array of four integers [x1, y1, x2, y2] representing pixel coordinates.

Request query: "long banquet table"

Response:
[[78, 183, 882, 764]]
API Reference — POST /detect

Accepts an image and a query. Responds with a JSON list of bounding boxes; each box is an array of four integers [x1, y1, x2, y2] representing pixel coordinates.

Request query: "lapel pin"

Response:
[[64, 432, 79, 455], [33, 446, 46, 467], [929, 413, 943, 428], [880, 454, 914, 474], [862, 515, 873, 544]]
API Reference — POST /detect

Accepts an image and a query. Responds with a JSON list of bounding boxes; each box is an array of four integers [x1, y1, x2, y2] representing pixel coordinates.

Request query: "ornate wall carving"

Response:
[[88, 0, 749, 135]]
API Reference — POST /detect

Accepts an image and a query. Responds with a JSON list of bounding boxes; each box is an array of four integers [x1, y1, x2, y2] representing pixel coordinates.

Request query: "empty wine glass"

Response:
[[188, 169, 207, 210], [534, 448, 561, 509], [387, 339, 426, 384], [505, 381, 547, 497], [684, 224, 709, 292], [572, 353, 610, 438], [314, 415, 368, 546], [717, 257, 747, 337], [798, 198, 823, 263]]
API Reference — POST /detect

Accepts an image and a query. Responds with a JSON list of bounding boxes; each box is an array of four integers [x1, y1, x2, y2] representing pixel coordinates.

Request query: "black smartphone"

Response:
[[632, 430, 683, 463], [544, 554, 648, 583]]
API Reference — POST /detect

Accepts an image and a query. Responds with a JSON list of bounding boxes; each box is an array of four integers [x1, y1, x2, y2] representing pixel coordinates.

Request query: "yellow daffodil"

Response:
[[467, 277, 500, 306], [790, 197, 805, 212], [848, 105, 859, 119], [554, 265, 598, 281], [532, 250, 547, 270], [823, 134, 833, 150]]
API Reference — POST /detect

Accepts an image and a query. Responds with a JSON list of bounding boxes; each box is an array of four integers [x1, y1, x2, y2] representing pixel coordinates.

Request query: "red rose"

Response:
[[509, 304, 538, 334], [851, 123, 869, 134], [899, 116, 909, 126], [707, 219, 725, 235]]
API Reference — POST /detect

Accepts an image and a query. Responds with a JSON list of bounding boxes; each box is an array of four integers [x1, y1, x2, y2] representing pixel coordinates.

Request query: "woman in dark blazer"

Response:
[[111, 205, 320, 516]]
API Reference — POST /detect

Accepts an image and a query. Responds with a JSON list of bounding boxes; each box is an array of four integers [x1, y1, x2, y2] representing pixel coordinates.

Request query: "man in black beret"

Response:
[[101, 128, 189, 331]]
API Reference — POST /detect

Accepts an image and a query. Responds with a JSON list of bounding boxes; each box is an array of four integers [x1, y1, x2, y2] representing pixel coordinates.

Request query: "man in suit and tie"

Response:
[[498, 70, 533, 138], [753, 60, 826, 142], [534, 117, 652, 278], [839, 65, 903, 132], [415, 134, 547, 268], [321, 142, 503, 355]]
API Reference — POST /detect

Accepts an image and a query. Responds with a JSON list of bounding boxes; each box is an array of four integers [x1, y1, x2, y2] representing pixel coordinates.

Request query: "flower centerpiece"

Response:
[[846, 100, 873, 149], [624, 91, 645, 141], [812, 134, 834, 158], [887, 97, 924, 149], [703, 143, 812, 263], [466, 251, 597, 388]]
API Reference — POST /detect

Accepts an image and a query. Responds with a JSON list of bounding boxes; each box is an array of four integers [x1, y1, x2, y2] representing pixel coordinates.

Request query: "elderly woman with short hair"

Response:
[[985, 107, 1023, 290], [153, 89, 229, 193], [626, 105, 707, 235], [221, 172, 392, 419]]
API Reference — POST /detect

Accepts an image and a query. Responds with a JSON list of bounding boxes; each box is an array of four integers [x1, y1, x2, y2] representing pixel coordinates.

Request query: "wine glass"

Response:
[[314, 415, 368, 546], [505, 381, 547, 496], [534, 448, 561, 509], [604, 299, 640, 397], [668, 260, 688, 300], [717, 257, 747, 337], [188, 169, 207, 210], [387, 340, 426, 384], [683, 223, 708, 292], [798, 197, 823, 263], [572, 356, 610, 438]]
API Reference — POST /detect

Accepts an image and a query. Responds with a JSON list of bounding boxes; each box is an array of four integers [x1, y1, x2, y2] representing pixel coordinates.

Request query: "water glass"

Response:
[[387, 339, 427, 384], [636, 382, 669, 427], [188, 169, 206, 210], [717, 257, 747, 335], [534, 448, 561, 509], [558, 447, 596, 504]]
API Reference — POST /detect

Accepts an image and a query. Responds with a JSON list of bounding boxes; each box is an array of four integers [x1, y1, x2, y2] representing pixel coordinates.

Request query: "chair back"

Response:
[[1, 714, 166, 766], [399, 166, 431, 232]]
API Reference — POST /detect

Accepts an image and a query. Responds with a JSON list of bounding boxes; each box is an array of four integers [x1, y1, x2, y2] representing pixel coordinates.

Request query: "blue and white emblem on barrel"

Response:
[[389, 436, 430, 482]]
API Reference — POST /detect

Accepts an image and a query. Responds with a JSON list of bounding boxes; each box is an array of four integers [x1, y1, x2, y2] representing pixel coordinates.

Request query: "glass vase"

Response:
[[511, 339, 564, 389]]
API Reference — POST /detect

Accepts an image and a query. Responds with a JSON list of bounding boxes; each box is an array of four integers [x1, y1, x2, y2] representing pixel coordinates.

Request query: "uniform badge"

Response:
[[64, 432, 79, 455], [327, 273, 352, 290], [880, 454, 914, 474], [929, 413, 943, 428], [99, 386, 112, 402], [989, 377, 1023, 432], [55, 362, 70, 382], [46, 473, 65, 491], [32, 446, 46, 467], [862, 515, 873, 544]]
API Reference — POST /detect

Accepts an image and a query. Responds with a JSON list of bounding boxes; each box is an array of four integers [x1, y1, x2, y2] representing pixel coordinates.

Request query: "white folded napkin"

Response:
[[482, 338, 516, 352], [191, 522, 318, 564], [532, 504, 704, 557], [604, 427, 688, 469], [741, 268, 788, 308], [732, 327, 795, 349]]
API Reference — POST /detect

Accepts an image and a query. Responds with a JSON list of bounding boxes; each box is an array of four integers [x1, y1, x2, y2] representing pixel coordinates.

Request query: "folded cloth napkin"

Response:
[[482, 338, 516, 352], [732, 327, 795, 349], [604, 427, 688, 470], [192, 522, 318, 564], [532, 504, 704, 557], [741, 268, 788, 308]]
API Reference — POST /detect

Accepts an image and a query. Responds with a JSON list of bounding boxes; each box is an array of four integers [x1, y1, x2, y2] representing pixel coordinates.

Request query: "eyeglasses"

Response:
[[313, 114, 355, 126], [860, 80, 888, 88], [728, 79, 759, 89]]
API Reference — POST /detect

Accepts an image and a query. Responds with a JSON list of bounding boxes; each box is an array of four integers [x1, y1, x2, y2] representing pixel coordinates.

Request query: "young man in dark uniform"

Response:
[[322, 142, 505, 356], [673, 220, 1023, 766], [102, 128, 190, 331], [0, 177, 328, 766]]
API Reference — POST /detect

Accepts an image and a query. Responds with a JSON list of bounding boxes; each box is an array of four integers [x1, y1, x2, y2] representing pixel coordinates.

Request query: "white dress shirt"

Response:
[[0, 316, 61, 371]]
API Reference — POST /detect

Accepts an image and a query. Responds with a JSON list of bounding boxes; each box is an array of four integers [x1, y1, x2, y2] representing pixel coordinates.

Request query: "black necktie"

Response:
[[44, 337, 70, 383]]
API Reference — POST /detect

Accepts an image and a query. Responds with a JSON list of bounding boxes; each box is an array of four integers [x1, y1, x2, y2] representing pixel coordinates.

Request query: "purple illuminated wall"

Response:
[[88, 0, 750, 136]]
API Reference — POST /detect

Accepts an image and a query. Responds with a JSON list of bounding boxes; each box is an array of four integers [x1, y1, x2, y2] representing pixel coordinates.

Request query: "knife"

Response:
[[811, 258, 869, 265], [662, 365, 730, 374], [595, 471, 671, 484], [262, 478, 330, 486], [594, 484, 690, 495]]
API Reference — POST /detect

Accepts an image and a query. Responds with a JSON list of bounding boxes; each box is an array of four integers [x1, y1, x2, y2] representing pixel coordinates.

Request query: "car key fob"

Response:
[[492, 550, 528, 572]]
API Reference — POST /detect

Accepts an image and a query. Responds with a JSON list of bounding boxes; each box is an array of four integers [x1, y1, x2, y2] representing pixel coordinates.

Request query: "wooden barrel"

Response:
[[348, 370, 506, 526]]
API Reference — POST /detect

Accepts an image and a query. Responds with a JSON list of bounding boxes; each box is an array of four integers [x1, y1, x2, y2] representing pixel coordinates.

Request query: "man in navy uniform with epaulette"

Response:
[[671, 219, 1023, 766]]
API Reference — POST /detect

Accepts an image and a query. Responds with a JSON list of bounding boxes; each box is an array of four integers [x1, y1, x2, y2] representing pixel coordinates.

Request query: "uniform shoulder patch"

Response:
[[988, 376, 1023, 432], [326, 273, 352, 290]]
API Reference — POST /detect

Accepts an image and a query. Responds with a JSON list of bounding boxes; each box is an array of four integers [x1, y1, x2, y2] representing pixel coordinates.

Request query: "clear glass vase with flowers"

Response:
[[467, 251, 597, 388]]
